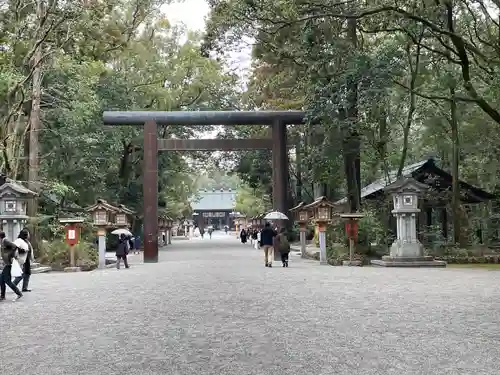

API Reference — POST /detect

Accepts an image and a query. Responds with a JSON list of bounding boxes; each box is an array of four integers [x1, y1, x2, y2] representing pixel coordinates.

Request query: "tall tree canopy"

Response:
[[204, 0, 500, 243], [0, 0, 241, 223]]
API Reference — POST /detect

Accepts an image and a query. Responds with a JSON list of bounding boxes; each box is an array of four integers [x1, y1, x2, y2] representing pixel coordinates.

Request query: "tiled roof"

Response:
[[191, 189, 236, 211], [0, 178, 37, 196], [334, 159, 430, 205]]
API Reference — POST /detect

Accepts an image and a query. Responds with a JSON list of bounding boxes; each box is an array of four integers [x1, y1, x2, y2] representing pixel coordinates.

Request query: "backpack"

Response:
[[278, 234, 290, 253]]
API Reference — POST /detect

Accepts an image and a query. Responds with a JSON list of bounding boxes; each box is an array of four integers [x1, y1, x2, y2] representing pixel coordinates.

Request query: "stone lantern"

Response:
[[165, 216, 173, 245], [86, 199, 118, 227], [85, 199, 119, 269], [290, 202, 308, 258], [115, 204, 134, 228], [0, 177, 36, 241], [303, 197, 336, 265], [158, 215, 166, 229], [157, 215, 166, 245], [371, 177, 446, 267]]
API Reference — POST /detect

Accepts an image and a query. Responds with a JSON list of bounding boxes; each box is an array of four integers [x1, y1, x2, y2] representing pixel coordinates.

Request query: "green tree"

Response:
[[234, 184, 270, 217]]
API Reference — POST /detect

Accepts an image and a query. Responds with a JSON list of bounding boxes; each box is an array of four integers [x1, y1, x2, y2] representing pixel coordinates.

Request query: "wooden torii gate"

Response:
[[102, 111, 305, 262]]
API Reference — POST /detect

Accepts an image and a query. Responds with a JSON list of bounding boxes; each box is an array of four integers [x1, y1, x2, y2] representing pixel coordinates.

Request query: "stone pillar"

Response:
[[371, 177, 446, 268], [271, 120, 288, 216], [13, 221, 22, 238], [143, 120, 159, 263], [318, 230, 327, 265], [98, 230, 106, 269], [299, 223, 307, 258], [272, 120, 288, 260]]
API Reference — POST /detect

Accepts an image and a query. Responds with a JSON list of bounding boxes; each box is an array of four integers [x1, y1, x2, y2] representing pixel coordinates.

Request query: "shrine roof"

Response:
[[190, 189, 236, 211], [335, 158, 495, 205], [0, 178, 37, 196]]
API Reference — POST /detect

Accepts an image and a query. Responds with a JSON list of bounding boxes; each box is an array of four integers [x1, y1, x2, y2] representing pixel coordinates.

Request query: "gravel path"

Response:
[[1, 232, 500, 375]]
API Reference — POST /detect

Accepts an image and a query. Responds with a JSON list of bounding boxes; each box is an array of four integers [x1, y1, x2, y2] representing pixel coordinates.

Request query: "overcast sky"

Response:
[[162, 0, 210, 32], [162, 0, 252, 78], [161, 0, 252, 140]]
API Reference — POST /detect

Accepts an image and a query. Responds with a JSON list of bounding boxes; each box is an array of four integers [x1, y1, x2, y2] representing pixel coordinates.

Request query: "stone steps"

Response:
[[0, 261, 52, 273], [31, 262, 52, 274]]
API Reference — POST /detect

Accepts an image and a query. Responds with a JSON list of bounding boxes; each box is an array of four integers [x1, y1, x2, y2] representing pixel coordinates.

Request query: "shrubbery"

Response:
[[435, 254, 500, 264], [38, 240, 98, 271]]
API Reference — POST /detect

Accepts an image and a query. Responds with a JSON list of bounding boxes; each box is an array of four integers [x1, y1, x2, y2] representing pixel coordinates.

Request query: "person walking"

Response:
[[255, 228, 261, 250], [251, 229, 258, 247], [208, 227, 213, 239], [13, 228, 34, 292], [0, 231, 23, 301], [274, 228, 291, 267], [260, 222, 277, 267], [240, 228, 248, 244], [116, 234, 130, 269]]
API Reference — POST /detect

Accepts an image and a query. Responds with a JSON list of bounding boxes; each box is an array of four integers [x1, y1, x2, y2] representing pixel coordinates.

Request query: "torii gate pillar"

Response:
[[272, 120, 288, 218]]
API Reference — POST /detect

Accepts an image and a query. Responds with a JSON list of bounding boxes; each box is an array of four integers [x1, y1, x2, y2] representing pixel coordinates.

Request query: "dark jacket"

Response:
[[1, 238, 17, 266], [260, 227, 276, 246], [274, 233, 290, 254], [116, 240, 128, 257]]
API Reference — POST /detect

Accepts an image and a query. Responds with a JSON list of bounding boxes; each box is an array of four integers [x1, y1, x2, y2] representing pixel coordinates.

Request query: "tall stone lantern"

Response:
[[371, 177, 446, 267], [303, 197, 336, 265], [114, 204, 134, 228], [85, 199, 119, 269], [0, 178, 36, 241], [165, 216, 173, 245], [290, 202, 308, 258]]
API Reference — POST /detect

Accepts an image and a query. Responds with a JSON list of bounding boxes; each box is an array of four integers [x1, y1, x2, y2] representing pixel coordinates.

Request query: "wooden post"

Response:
[[143, 120, 159, 262], [69, 245, 75, 268]]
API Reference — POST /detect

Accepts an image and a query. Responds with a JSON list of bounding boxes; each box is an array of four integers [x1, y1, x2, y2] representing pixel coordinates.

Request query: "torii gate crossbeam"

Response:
[[103, 110, 305, 262]]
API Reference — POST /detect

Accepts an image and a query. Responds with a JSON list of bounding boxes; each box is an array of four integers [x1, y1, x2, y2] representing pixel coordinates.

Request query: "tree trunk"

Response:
[[397, 33, 423, 178], [446, 3, 463, 246], [344, 16, 361, 212], [27, 0, 45, 250], [295, 137, 302, 203]]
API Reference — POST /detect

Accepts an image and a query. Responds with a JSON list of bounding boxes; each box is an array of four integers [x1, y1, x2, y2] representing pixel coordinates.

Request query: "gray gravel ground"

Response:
[[1, 232, 500, 375]]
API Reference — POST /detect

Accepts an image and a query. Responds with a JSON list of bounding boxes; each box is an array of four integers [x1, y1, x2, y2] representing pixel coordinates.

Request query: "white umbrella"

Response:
[[111, 228, 133, 236], [13, 238, 29, 251], [264, 211, 289, 220]]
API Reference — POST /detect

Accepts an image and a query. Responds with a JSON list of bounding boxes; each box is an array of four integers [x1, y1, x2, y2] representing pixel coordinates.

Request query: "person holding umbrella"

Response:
[[111, 229, 132, 269], [261, 211, 289, 267], [260, 222, 277, 267], [116, 233, 130, 269]]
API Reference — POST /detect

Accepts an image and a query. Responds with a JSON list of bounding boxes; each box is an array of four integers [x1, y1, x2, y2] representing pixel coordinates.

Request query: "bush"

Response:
[[435, 255, 492, 264], [325, 244, 369, 266], [38, 240, 98, 271], [326, 244, 348, 260]]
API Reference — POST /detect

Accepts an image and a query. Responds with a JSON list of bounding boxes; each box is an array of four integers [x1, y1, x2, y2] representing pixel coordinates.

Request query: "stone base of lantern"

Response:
[[342, 260, 363, 267], [371, 239, 447, 267], [64, 266, 81, 272], [371, 255, 446, 268]]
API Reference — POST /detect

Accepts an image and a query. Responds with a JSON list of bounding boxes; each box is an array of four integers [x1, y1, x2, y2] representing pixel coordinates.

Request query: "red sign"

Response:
[[345, 221, 359, 241], [65, 224, 79, 246]]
